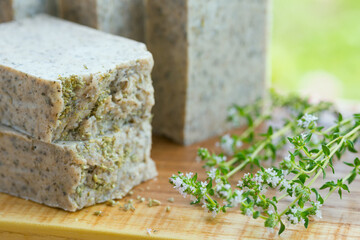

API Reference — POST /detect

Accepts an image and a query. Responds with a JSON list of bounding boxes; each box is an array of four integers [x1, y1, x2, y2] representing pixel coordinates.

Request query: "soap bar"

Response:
[[0, 15, 154, 142], [0, 121, 156, 211], [146, 0, 269, 144], [0, 0, 58, 23], [59, 0, 145, 42]]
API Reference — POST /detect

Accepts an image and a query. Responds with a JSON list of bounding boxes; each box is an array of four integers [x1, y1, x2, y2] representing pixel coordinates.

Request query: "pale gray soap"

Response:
[[0, 121, 156, 211], [0, 0, 58, 22], [58, 0, 145, 42], [0, 15, 154, 142], [146, 0, 269, 145]]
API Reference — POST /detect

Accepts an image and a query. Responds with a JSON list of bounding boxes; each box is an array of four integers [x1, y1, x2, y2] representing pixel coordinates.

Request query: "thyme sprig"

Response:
[[200, 94, 332, 179], [169, 93, 360, 235]]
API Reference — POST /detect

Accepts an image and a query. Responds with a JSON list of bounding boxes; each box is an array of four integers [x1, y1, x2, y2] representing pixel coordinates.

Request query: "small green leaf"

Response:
[[320, 181, 335, 190], [309, 149, 320, 154], [207, 180, 212, 190], [253, 158, 260, 167], [335, 151, 341, 160], [355, 158, 360, 167], [278, 221, 286, 235], [253, 211, 260, 219], [322, 144, 330, 156], [311, 188, 324, 204], [338, 113, 343, 123], [353, 113, 360, 122], [341, 184, 350, 193], [247, 115, 254, 127], [298, 198, 304, 208], [347, 140, 357, 153], [298, 173, 310, 184], [235, 152, 246, 161], [208, 189, 214, 195], [329, 158, 335, 174], [299, 161, 306, 169], [338, 188, 343, 199], [304, 133, 312, 144], [321, 167, 326, 179], [344, 162, 355, 167], [348, 172, 357, 184], [304, 217, 309, 228]]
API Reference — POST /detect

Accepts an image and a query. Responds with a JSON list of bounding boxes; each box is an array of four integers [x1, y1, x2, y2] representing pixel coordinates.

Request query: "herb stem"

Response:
[[323, 118, 353, 134], [226, 159, 250, 178], [323, 170, 354, 201], [205, 193, 216, 206], [278, 124, 360, 213], [226, 123, 293, 178], [223, 104, 330, 181], [240, 114, 270, 140]]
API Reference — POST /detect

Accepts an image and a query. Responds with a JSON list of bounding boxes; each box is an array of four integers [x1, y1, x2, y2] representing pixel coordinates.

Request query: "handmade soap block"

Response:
[[0, 15, 154, 142], [58, 0, 145, 42], [146, 0, 269, 144], [0, 121, 156, 211], [0, 0, 58, 22]]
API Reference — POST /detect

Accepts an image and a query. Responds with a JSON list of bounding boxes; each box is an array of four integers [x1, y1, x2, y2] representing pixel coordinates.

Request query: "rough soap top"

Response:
[[0, 14, 151, 80]]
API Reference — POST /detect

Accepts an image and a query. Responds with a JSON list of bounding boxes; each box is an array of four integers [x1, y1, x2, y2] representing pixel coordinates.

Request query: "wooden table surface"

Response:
[[1, 132, 360, 240]]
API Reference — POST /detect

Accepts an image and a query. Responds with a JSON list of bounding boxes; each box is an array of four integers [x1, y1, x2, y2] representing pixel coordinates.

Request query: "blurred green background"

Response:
[[272, 0, 360, 100]]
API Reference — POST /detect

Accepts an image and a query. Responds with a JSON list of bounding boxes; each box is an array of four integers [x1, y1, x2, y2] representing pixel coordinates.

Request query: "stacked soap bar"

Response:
[[146, 0, 269, 144], [0, 15, 156, 211], [0, 122, 154, 211], [58, 0, 145, 42]]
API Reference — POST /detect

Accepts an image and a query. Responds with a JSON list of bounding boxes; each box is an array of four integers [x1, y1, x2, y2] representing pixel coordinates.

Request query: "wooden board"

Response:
[[1, 132, 360, 240]]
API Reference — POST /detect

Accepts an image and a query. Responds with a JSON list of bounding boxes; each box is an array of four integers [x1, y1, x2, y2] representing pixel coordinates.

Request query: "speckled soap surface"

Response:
[[0, 14, 150, 80], [0, 121, 156, 211], [146, 0, 269, 145], [0, 14, 154, 142]]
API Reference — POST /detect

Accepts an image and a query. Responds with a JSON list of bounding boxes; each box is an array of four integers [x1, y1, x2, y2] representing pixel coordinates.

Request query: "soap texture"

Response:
[[146, 0, 268, 144], [0, 121, 156, 211], [0, 15, 154, 142], [59, 0, 145, 42]]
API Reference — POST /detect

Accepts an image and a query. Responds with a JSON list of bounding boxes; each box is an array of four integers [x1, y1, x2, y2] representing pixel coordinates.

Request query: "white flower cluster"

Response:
[[186, 172, 194, 178], [301, 132, 308, 139], [264, 168, 282, 186], [243, 168, 293, 194], [216, 182, 231, 198], [280, 179, 292, 192], [297, 113, 318, 128], [170, 176, 188, 198], [170, 173, 195, 198], [200, 181, 208, 195], [313, 201, 322, 219], [214, 155, 227, 164], [245, 208, 253, 217], [218, 134, 243, 155], [286, 206, 305, 224], [207, 168, 217, 179], [230, 189, 245, 207]]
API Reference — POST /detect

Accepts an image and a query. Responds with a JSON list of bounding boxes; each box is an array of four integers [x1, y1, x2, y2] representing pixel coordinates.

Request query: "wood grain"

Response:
[[0, 132, 360, 240]]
